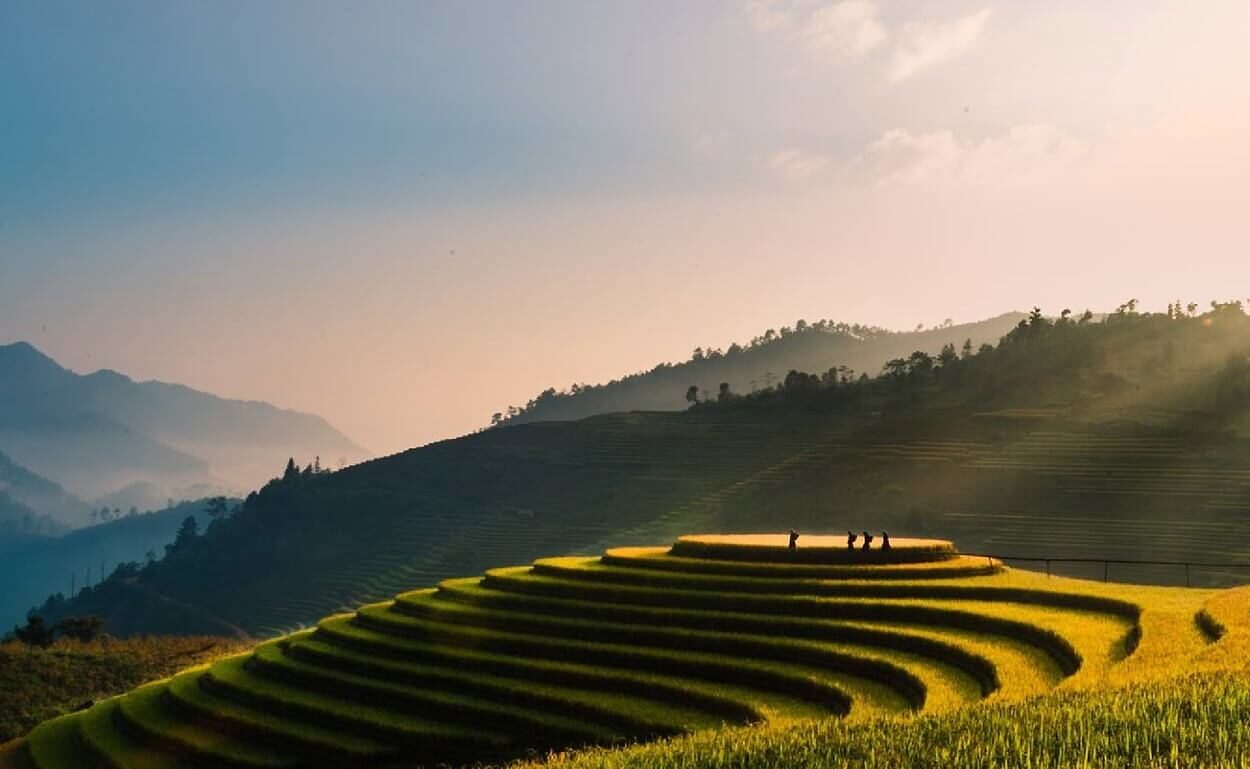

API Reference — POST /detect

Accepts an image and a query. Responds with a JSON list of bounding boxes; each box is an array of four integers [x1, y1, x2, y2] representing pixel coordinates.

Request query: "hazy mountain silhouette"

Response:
[[0, 450, 82, 534], [495, 313, 1027, 425], [0, 342, 367, 524]]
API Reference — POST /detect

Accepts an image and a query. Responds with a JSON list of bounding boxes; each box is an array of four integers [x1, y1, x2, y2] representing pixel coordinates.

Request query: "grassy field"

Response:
[[3, 534, 1248, 769], [517, 671, 1250, 769], [0, 635, 245, 744]]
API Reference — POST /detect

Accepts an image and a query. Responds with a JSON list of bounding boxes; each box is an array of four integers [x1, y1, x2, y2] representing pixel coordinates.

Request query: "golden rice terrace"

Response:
[[3, 533, 1246, 769]]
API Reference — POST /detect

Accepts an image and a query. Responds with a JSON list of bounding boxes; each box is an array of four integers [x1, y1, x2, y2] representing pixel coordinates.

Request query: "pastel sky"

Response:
[[3, 1, 1249, 454]]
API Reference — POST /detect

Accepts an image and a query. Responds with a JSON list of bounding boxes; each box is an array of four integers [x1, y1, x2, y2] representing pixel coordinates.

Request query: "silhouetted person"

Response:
[[861, 531, 874, 549], [788, 529, 800, 550], [846, 530, 857, 549], [881, 532, 892, 550]]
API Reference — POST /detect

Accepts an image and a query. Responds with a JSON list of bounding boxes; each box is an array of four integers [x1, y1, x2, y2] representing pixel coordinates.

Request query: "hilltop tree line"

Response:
[[684, 301, 1250, 418], [486, 315, 1032, 427], [6, 614, 104, 647]]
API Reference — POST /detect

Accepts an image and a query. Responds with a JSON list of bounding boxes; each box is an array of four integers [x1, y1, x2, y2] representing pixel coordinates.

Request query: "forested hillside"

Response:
[[1, 499, 224, 631], [493, 313, 1026, 426], [36, 303, 1250, 637]]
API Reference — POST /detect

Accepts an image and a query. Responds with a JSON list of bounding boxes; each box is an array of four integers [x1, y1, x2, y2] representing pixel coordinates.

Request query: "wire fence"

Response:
[[961, 552, 1250, 587]]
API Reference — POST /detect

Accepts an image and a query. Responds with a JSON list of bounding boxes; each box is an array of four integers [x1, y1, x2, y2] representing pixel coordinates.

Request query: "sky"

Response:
[[2, 1, 1249, 455]]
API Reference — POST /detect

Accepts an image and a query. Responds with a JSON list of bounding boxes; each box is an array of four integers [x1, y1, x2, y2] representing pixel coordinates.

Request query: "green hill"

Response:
[[3, 534, 1247, 768], [28, 304, 1250, 638], [494, 313, 1025, 425]]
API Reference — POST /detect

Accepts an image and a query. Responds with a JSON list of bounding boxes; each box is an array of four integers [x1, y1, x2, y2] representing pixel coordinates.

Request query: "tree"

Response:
[[685, 385, 699, 405], [56, 616, 104, 642], [960, 339, 974, 359], [166, 515, 199, 558], [205, 496, 230, 522], [14, 615, 55, 648], [937, 343, 958, 367], [906, 351, 934, 375], [717, 382, 733, 402], [282, 458, 300, 482], [783, 370, 818, 390]]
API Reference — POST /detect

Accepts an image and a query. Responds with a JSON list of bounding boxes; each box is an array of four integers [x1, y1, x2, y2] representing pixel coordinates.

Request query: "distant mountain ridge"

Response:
[[495, 313, 1027, 425], [0, 450, 80, 535], [0, 342, 368, 525]]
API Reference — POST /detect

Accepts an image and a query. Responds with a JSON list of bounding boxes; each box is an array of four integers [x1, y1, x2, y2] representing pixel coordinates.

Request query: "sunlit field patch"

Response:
[[2, 534, 1245, 769]]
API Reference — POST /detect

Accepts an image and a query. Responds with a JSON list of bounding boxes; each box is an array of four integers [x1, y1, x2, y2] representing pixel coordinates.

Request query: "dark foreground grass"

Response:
[[0, 636, 244, 743], [518, 671, 1250, 769]]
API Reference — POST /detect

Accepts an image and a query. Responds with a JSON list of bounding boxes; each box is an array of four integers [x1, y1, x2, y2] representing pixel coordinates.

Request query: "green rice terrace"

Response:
[[4, 532, 1250, 769]]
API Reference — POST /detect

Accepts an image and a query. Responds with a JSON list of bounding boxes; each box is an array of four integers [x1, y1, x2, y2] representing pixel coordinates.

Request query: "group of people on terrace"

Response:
[[786, 529, 891, 550]]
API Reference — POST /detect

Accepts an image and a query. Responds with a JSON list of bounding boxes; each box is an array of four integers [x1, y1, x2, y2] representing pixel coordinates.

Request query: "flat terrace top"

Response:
[[671, 533, 958, 565]]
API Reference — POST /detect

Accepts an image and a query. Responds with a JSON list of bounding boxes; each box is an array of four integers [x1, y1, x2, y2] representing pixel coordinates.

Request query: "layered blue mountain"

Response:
[[0, 342, 367, 526]]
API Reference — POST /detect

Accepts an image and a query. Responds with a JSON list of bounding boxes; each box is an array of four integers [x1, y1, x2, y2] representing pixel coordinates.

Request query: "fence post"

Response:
[[1045, 559, 1051, 578], [1104, 561, 1109, 582]]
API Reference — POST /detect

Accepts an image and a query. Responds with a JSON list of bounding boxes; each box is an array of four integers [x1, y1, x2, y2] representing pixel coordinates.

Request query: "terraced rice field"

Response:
[[4, 533, 1243, 769], [227, 412, 859, 637], [709, 430, 1250, 586], [211, 426, 1250, 638]]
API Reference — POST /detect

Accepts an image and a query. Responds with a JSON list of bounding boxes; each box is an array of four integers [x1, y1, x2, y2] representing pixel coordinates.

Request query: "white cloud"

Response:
[[768, 148, 833, 180], [803, 2, 888, 62], [742, 0, 795, 32], [744, 1, 887, 64], [889, 8, 992, 82], [852, 124, 1090, 186]]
